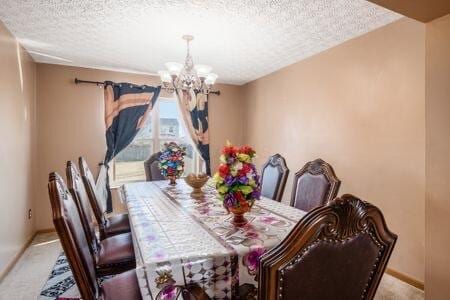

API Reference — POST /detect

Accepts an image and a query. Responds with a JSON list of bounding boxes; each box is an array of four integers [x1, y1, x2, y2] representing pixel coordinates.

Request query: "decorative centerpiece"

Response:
[[213, 142, 261, 226], [185, 173, 209, 198], [159, 142, 186, 185]]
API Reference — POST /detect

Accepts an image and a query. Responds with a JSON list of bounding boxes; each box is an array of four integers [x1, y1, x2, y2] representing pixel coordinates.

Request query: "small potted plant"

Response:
[[213, 142, 261, 226], [159, 142, 186, 185]]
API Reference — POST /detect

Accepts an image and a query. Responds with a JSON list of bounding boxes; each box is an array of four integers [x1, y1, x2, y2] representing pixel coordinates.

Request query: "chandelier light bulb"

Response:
[[205, 73, 218, 85], [158, 70, 172, 83], [164, 62, 183, 76], [194, 64, 212, 79]]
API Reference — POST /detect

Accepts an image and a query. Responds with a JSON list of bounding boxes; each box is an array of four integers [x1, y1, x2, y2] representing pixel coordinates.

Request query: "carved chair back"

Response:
[[259, 194, 397, 300], [79, 157, 107, 227], [66, 161, 100, 255], [144, 151, 165, 181], [291, 158, 340, 211], [260, 154, 289, 202], [48, 172, 99, 300]]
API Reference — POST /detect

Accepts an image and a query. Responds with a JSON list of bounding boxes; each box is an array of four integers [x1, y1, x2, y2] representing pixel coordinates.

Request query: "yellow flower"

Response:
[[217, 185, 229, 194], [237, 153, 251, 163], [213, 173, 223, 184], [219, 154, 227, 163]]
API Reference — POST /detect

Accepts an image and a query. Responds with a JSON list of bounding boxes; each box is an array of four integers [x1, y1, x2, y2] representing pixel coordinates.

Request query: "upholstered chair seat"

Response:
[[104, 213, 131, 237], [96, 232, 136, 276], [260, 154, 289, 202], [102, 269, 142, 300]]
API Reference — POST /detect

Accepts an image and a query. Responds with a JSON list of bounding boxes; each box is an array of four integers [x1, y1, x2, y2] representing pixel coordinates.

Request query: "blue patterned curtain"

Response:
[[175, 89, 211, 175], [103, 81, 161, 211]]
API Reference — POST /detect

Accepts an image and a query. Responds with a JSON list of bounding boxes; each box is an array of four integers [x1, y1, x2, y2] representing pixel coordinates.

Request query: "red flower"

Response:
[[222, 145, 238, 156], [219, 164, 229, 177], [239, 145, 254, 155], [239, 163, 252, 176]]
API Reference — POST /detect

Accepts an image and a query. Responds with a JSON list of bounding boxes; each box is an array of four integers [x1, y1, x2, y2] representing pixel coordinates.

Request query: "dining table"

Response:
[[121, 179, 307, 299]]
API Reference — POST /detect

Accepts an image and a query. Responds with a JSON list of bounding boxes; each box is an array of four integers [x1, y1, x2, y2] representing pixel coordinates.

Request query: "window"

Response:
[[112, 98, 204, 183]]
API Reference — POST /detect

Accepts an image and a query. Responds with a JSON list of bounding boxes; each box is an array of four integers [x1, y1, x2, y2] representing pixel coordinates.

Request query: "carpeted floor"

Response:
[[0, 233, 61, 300], [0, 233, 424, 300]]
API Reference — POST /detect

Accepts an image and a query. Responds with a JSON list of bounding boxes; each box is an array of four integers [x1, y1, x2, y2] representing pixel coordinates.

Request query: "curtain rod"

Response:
[[74, 78, 221, 95]]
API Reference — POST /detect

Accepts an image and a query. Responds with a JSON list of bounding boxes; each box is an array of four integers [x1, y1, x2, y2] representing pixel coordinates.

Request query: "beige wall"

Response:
[[35, 64, 244, 230], [209, 84, 246, 169], [425, 14, 450, 300], [0, 22, 36, 274], [242, 18, 426, 281]]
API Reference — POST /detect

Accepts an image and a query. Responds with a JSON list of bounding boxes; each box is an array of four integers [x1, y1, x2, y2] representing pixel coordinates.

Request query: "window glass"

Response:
[[112, 98, 202, 183], [114, 117, 152, 182], [159, 101, 181, 138]]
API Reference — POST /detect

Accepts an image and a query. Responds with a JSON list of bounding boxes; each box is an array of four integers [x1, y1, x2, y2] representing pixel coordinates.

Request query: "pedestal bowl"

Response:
[[184, 173, 208, 198]]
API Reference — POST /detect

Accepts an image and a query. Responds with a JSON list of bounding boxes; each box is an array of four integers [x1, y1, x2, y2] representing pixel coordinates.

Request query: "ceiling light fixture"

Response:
[[158, 35, 218, 95]]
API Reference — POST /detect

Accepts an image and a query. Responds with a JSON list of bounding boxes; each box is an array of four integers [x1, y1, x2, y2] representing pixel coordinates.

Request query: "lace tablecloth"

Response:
[[121, 180, 306, 299]]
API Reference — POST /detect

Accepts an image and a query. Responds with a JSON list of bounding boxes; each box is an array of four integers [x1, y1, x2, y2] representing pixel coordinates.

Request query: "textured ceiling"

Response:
[[0, 0, 401, 85]]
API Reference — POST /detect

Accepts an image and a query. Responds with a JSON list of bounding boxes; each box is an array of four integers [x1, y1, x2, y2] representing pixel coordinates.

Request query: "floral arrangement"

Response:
[[213, 142, 261, 210], [159, 142, 186, 178]]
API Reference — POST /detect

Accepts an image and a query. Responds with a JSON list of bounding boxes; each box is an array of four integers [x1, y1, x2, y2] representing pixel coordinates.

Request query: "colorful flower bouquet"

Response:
[[213, 142, 261, 226], [159, 142, 186, 185]]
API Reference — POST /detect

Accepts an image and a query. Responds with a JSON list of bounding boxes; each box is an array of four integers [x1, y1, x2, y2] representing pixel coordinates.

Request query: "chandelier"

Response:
[[158, 35, 219, 95]]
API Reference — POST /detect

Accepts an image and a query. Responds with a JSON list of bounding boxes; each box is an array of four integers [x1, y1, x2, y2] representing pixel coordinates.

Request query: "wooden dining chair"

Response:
[[48, 172, 141, 300], [144, 151, 165, 181], [258, 194, 397, 300], [66, 161, 136, 276], [79, 156, 131, 240], [260, 154, 289, 202], [290, 158, 340, 212]]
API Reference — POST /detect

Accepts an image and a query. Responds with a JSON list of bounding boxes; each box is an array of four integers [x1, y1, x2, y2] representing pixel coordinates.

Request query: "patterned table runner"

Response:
[[122, 180, 306, 299]]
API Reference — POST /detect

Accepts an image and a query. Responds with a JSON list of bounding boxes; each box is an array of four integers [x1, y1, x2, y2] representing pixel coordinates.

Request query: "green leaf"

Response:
[[239, 185, 253, 195], [217, 185, 229, 194]]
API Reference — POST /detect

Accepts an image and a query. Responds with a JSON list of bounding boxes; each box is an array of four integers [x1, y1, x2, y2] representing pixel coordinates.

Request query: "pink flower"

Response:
[[260, 216, 277, 224], [245, 231, 259, 239], [243, 245, 266, 276], [146, 234, 156, 241], [198, 207, 211, 215], [160, 285, 177, 300]]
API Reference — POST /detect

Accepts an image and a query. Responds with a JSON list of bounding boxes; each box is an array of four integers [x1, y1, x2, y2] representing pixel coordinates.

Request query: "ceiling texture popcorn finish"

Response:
[[0, 0, 401, 85]]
